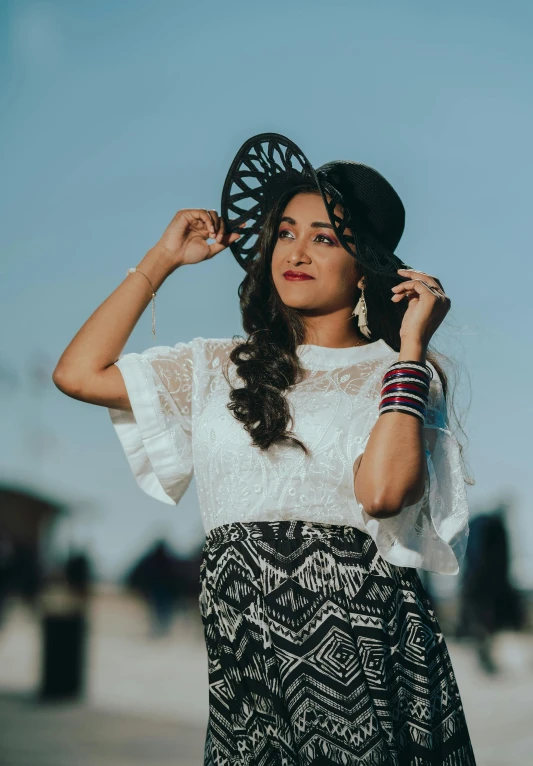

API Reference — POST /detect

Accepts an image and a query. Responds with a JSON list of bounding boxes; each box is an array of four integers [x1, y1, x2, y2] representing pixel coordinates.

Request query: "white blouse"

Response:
[[107, 336, 470, 575]]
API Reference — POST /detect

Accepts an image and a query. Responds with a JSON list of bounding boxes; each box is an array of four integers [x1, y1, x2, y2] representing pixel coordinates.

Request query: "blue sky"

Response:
[[1, 0, 532, 586]]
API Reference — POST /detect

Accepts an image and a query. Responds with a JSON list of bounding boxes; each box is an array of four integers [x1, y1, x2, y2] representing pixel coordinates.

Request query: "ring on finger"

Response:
[[401, 278, 443, 296], [419, 279, 443, 295]]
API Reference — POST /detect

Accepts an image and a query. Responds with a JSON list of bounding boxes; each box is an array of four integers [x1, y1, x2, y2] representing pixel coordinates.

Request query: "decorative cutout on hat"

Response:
[[221, 133, 317, 271]]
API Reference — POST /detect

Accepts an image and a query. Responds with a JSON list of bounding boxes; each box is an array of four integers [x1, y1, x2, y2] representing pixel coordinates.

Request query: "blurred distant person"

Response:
[[456, 509, 526, 673], [53, 133, 477, 763], [126, 539, 177, 637]]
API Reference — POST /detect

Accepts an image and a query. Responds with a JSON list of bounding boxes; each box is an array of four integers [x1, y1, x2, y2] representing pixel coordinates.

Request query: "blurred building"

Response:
[[0, 483, 69, 623]]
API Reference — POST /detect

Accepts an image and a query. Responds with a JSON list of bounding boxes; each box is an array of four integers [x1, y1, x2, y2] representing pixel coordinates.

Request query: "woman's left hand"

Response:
[[391, 268, 450, 345]]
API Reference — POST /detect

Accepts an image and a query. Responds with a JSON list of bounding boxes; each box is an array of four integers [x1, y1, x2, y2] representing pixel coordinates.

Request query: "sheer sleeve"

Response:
[[357, 363, 470, 575], [107, 339, 196, 506]]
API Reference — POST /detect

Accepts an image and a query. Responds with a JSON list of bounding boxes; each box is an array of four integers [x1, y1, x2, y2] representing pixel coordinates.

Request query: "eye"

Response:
[[277, 229, 335, 245], [315, 233, 335, 245]]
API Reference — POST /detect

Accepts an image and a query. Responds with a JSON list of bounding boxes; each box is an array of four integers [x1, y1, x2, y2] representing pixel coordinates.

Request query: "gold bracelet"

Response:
[[126, 267, 157, 341]]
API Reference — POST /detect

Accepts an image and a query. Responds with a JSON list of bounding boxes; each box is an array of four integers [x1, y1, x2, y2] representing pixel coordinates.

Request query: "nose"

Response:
[[286, 238, 311, 264]]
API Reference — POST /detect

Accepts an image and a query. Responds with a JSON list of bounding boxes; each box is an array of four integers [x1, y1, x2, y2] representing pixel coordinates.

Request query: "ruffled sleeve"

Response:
[[107, 339, 198, 505], [356, 362, 470, 575]]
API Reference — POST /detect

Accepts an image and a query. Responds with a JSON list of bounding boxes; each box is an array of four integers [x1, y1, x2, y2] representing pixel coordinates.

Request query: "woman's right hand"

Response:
[[155, 208, 246, 267]]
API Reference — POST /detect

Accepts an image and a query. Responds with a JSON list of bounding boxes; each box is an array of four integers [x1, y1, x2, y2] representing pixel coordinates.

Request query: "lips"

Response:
[[283, 271, 315, 280]]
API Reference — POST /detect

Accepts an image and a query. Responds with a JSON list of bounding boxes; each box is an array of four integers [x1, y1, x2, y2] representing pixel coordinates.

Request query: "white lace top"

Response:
[[108, 336, 470, 575]]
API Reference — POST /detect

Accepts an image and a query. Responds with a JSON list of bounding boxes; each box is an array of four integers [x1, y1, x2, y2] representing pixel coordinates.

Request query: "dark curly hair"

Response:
[[222, 182, 474, 483]]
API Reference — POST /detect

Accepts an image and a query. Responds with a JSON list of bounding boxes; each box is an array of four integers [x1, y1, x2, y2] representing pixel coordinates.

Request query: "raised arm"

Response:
[[353, 336, 428, 517], [52, 209, 244, 410], [52, 245, 178, 410], [354, 267, 451, 518]]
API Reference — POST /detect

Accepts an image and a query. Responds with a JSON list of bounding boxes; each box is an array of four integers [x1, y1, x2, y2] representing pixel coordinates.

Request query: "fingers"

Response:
[[214, 215, 231, 243], [183, 209, 218, 239], [205, 218, 248, 258], [205, 209, 219, 239], [181, 209, 249, 258], [393, 278, 442, 293], [202, 211, 248, 244], [217, 218, 248, 242], [206, 210, 244, 243], [391, 278, 448, 301], [397, 268, 445, 293]]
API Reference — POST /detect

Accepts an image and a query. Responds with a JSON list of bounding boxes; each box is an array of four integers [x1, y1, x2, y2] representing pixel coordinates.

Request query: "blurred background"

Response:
[[1, 1, 533, 764]]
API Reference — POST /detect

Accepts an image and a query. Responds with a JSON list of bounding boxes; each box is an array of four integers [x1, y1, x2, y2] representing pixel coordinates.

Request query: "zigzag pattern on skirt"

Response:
[[199, 520, 477, 766]]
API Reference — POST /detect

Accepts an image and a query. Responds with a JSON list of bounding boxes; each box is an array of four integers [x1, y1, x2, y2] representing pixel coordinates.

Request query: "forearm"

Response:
[[52, 245, 178, 388], [354, 337, 428, 517]]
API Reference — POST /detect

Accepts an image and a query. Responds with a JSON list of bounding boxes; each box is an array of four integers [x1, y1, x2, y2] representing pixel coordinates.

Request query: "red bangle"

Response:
[[379, 361, 431, 422]]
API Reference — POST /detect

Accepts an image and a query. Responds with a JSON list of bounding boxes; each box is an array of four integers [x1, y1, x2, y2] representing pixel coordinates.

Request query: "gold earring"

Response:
[[351, 285, 372, 338]]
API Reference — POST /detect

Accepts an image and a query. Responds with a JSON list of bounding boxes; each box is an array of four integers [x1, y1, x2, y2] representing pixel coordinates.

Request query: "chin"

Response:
[[276, 281, 318, 299], [278, 295, 315, 310]]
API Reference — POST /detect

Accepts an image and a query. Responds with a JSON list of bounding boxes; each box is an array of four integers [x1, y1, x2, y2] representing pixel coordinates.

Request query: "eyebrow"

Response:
[[279, 216, 333, 230]]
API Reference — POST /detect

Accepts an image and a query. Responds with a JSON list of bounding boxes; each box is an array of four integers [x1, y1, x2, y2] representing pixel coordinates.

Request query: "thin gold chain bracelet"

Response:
[[126, 267, 157, 340]]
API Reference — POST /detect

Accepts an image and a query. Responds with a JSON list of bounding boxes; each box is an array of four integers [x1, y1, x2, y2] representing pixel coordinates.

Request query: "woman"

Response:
[[53, 133, 476, 764]]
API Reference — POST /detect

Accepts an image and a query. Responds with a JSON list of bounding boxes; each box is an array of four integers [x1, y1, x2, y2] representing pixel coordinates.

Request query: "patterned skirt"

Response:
[[199, 520, 476, 766]]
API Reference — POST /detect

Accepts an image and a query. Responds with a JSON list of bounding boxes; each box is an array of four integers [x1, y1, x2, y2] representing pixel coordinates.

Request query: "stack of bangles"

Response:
[[379, 360, 433, 423]]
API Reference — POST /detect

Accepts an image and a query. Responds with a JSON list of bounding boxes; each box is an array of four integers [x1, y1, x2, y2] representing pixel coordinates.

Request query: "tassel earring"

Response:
[[351, 285, 372, 338]]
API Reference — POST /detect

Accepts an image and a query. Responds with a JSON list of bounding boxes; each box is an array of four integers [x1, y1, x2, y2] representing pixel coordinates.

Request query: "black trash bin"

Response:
[[39, 584, 88, 701]]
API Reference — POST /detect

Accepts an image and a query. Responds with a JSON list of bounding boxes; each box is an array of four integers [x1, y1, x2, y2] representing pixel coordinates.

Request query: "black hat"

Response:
[[221, 132, 413, 277]]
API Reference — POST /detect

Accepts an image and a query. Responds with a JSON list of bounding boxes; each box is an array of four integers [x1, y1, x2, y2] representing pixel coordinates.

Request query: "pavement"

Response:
[[1, 589, 533, 765], [0, 691, 206, 766]]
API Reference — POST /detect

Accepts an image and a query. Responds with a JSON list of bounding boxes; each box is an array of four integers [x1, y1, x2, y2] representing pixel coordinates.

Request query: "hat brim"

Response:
[[221, 132, 410, 276]]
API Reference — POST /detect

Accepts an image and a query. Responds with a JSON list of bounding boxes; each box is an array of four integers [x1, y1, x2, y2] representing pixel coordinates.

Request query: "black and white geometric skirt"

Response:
[[199, 520, 477, 765]]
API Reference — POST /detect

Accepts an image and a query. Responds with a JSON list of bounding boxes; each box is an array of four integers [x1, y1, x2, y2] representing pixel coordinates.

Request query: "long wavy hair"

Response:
[[222, 182, 474, 484]]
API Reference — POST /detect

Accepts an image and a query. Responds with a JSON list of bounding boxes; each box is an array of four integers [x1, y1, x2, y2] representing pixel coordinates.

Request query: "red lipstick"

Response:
[[283, 270, 315, 281]]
